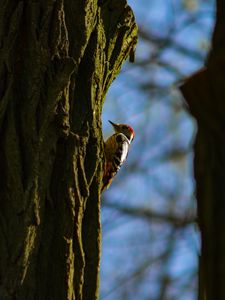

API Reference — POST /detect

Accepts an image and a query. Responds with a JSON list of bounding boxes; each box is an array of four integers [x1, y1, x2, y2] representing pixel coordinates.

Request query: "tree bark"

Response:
[[180, 2, 225, 299], [0, 1, 137, 299]]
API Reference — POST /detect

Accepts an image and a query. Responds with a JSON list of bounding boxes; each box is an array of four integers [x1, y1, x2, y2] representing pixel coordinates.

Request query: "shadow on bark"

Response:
[[0, 0, 137, 299]]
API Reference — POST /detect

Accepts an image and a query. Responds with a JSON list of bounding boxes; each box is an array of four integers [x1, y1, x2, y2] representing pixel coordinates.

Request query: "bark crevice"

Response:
[[0, 1, 137, 299]]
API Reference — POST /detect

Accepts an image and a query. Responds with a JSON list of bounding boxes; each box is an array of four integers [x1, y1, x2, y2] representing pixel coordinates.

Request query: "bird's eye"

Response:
[[122, 125, 127, 129]]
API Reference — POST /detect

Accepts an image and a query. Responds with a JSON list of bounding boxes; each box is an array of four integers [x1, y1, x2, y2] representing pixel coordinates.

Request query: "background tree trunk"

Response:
[[0, 1, 137, 299], [181, 1, 225, 299]]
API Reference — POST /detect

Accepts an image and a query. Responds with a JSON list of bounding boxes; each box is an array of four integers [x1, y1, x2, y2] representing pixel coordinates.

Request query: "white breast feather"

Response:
[[117, 133, 130, 166]]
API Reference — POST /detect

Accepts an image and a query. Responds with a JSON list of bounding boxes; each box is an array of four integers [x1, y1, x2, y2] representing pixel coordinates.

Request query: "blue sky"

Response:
[[101, 1, 215, 299]]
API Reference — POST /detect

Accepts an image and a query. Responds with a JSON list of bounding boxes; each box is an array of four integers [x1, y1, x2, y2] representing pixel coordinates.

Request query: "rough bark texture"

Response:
[[0, 1, 137, 299], [180, 2, 225, 299]]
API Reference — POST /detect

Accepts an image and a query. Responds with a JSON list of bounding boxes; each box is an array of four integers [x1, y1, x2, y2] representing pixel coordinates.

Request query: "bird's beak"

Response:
[[108, 120, 118, 129], [108, 120, 120, 132]]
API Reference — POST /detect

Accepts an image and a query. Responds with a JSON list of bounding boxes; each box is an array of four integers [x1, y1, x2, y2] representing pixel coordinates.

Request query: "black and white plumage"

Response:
[[102, 121, 134, 191]]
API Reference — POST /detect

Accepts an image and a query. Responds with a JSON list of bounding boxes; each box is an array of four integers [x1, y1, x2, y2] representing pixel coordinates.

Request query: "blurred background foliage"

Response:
[[100, 1, 215, 299]]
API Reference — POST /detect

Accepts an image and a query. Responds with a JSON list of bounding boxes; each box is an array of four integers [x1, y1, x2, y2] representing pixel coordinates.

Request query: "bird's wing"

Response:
[[102, 133, 130, 191], [113, 133, 130, 168]]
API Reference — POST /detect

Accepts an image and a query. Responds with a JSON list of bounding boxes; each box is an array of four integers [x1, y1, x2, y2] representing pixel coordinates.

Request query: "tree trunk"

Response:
[[180, 2, 225, 299], [0, 1, 137, 299]]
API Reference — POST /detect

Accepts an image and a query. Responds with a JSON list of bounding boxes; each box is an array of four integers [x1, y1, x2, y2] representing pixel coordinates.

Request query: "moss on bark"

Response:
[[0, 0, 137, 299]]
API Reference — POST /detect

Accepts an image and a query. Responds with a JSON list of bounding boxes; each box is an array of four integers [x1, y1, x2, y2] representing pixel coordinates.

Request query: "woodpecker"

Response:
[[102, 120, 135, 191]]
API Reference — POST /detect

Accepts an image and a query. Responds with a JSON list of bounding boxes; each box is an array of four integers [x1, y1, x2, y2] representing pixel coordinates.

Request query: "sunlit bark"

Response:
[[0, 1, 137, 299]]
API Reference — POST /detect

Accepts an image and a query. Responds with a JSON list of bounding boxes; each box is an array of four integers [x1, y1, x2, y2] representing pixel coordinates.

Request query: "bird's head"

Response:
[[109, 120, 135, 142]]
